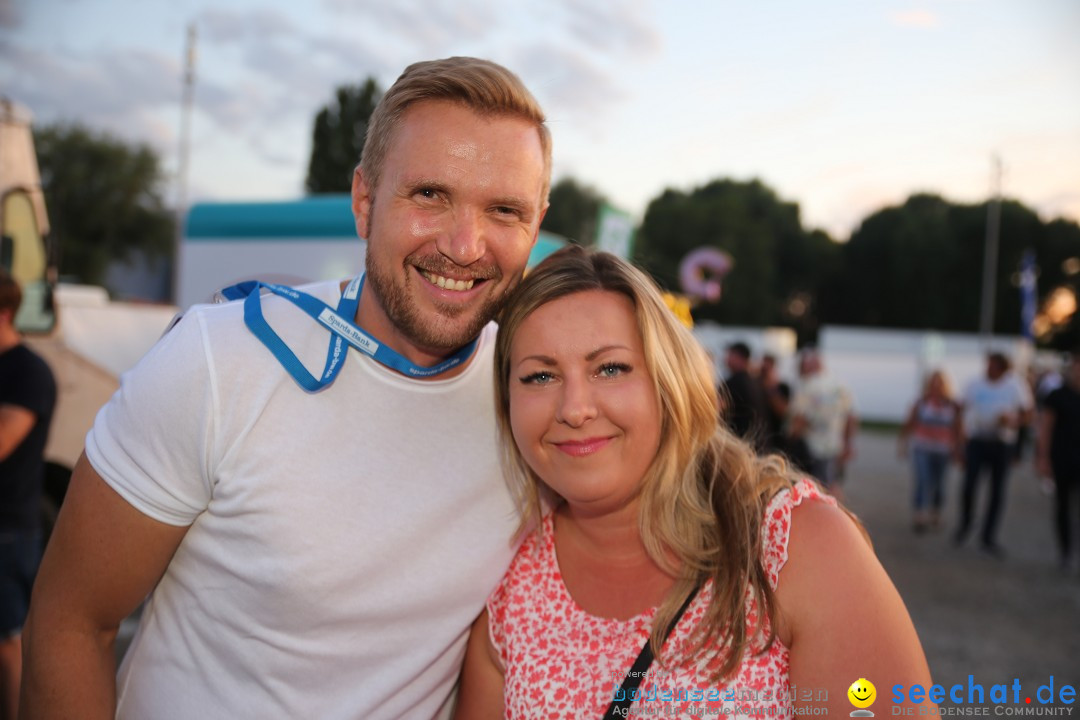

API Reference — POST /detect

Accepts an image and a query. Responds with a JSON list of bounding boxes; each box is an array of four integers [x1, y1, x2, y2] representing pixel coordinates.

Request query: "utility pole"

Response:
[[978, 155, 1003, 350], [173, 22, 197, 301]]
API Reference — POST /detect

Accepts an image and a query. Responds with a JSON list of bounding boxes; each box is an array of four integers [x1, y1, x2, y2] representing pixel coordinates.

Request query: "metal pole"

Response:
[[173, 22, 196, 303], [978, 155, 1002, 350]]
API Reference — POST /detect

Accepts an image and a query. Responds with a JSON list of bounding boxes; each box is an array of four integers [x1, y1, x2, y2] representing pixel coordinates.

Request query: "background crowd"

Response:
[[718, 341, 1079, 572]]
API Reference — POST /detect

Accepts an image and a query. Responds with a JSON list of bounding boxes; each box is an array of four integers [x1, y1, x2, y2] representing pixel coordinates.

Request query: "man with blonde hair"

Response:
[[23, 57, 550, 719]]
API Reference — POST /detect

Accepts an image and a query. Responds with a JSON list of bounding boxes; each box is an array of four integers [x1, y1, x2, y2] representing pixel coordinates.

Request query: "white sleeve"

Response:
[[791, 388, 808, 417], [1014, 376, 1034, 410], [84, 309, 218, 526], [962, 380, 975, 406], [843, 384, 857, 416]]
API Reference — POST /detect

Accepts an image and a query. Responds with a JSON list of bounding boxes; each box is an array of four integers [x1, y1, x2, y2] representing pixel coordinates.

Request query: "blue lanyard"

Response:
[[219, 275, 478, 392]]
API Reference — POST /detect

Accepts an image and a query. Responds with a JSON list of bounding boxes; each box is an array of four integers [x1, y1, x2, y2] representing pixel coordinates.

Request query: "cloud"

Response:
[[182, 5, 370, 164], [0, 0, 20, 29], [506, 1, 657, 136], [0, 39, 179, 147], [194, 7, 383, 177], [553, 0, 662, 56], [192, 78, 268, 134], [513, 44, 624, 125], [199, 7, 315, 91], [200, 7, 295, 45], [302, 34, 390, 87], [309, 0, 657, 128], [197, 6, 388, 112], [249, 132, 305, 168], [0, 20, 310, 177], [241, 38, 328, 103], [889, 9, 941, 29], [320, 0, 494, 48]]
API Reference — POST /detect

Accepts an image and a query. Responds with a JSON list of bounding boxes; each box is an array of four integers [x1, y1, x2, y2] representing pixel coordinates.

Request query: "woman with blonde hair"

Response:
[[454, 246, 932, 719], [899, 369, 963, 532]]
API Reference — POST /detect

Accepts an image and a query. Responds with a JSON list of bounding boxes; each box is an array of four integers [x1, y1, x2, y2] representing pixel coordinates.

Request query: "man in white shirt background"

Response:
[[955, 351, 1034, 558]]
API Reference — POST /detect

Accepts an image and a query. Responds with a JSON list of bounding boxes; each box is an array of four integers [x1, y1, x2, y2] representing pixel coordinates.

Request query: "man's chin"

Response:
[[406, 309, 493, 355], [432, 321, 491, 350], [369, 269, 504, 355], [427, 295, 501, 332]]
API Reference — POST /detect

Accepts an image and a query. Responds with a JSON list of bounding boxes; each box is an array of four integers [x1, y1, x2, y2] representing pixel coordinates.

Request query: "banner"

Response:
[[1019, 249, 1037, 342], [594, 204, 635, 260]]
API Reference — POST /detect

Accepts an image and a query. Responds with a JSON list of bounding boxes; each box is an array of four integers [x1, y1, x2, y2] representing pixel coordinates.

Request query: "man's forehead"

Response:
[[389, 105, 545, 195]]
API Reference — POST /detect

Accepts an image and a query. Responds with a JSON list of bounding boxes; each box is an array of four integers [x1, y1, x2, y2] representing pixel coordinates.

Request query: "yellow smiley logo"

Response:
[[847, 678, 877, 709]]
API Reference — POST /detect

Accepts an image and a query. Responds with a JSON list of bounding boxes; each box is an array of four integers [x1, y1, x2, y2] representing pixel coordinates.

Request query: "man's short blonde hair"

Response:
[[359, 57, 552, 202]]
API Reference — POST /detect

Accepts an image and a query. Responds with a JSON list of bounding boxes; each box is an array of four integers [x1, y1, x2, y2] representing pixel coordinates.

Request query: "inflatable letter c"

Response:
[[678, 246, 733, 302]]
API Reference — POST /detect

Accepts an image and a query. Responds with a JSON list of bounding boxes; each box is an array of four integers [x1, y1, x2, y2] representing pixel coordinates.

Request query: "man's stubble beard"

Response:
[[363, 207, 521, 353]]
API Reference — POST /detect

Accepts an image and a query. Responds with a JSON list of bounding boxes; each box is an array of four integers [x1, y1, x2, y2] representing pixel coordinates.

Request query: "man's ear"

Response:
[[352, 166, 373, 239], [529, 202, 550, 247]]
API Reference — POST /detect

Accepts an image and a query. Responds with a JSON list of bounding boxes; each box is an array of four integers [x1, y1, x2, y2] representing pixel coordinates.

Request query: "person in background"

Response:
[[1032, 357, 1065, 497], [720, 341, 766, 446], [790, 349, 857, 498], [757, 354, 799, 459], [21, 57, 550, 719], [1012, 368, 1039, 464], [955, 352, 1034, 558], [1035, 351, 1080, 573], [453, 247, 933, 719], [898, 370, 963, 533], [1034, 358, 1064, 407], [0, 270, 56, 720]]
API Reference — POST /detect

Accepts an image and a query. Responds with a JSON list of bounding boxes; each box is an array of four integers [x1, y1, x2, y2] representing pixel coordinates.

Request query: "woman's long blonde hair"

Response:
[[494, 245, 803, 680]]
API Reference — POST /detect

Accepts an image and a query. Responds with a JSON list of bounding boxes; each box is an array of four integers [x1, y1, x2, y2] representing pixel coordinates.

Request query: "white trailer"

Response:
[[178, 194, 568, 311]]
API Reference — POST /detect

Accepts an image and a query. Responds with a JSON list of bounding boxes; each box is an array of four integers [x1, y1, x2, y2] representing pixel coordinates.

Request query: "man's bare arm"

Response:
[[0, 404, 35, 461], [20, 453, 189, 720]]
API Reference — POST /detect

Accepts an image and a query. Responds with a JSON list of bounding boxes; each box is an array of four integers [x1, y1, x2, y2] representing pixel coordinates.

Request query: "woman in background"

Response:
[[898, 370, 963, 533], [454, 246, 932, 719]]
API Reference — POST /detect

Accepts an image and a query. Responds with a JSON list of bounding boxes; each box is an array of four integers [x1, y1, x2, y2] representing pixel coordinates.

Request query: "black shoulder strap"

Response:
[[602, 586, 700, 719]]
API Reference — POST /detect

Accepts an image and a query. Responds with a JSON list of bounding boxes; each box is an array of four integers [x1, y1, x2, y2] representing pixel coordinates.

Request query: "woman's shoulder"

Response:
[[487, 513, 555, 610], [486, 511, 590, 663], [773, 482, 878, 608], [760, 477, 839, 587]]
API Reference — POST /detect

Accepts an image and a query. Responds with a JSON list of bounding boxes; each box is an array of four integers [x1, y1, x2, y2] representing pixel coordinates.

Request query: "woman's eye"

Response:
[[598, 363, 631, 378], [519, 371, 554, 385]]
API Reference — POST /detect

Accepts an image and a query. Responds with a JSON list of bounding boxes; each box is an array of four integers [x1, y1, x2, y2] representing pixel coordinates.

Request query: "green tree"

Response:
[[1041, 218, 1080, 350], [305, 79, 382, 194], [821, 194, 960, 328], [634, 178, 837, 336], [822, 193, 1080, 341], [540, 177, 606, 245], [33, 124, 174, 288]]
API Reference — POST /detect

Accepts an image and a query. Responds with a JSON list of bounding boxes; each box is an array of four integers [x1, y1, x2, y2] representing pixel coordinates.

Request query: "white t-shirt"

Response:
[[791, 373, 856, 459], [86, 279, 519, 720], [962, 372, 1033, 444]]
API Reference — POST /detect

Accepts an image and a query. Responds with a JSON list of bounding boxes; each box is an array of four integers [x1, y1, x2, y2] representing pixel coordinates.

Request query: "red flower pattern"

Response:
[[487, 478, 833, 719]]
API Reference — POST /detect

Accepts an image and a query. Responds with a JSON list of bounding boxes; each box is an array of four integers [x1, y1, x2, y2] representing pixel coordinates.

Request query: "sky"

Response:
[[2, 0, 1078, 240]]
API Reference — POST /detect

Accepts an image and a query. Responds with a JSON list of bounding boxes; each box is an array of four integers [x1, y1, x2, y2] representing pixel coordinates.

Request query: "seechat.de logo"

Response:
[[892, 676, 1076, 716]]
